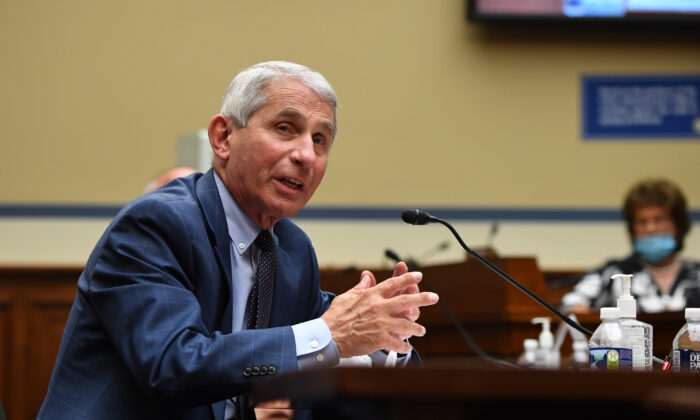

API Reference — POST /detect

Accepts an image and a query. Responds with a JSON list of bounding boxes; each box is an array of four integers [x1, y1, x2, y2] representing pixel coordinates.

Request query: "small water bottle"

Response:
[[516, 339, 538, 368], [672, 308, 700, 372], [589, 307, 632, 370]]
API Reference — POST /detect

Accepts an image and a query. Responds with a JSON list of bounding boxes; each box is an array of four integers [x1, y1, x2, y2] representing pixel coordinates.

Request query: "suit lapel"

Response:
[[195, 170, 233, 317]]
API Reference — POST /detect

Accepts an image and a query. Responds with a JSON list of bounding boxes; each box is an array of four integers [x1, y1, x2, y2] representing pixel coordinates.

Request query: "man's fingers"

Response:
[[391, 318, 426, 338], [384, 336, 413, 354], [361, 270, 377, 288], [392, 261, 408, 278], [383, 319, 425, 351], [387, 280, 420, 300], [396, 306, 420, 322], [376, 272, 422, 298], [352, 271, 376, 290], [386, 291, 438, 315], [404, 284, 419, 294]]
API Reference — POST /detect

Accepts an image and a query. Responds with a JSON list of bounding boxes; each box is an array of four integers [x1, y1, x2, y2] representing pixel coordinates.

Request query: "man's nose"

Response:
[[291, 135, 316, 168]]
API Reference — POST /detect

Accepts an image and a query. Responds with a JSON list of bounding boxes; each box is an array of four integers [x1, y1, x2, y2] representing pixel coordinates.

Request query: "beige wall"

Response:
[[1, 1, 699, 268]]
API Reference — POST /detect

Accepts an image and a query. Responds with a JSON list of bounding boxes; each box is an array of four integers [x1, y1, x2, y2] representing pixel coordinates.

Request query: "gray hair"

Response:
[[220, 61, 338, 137]]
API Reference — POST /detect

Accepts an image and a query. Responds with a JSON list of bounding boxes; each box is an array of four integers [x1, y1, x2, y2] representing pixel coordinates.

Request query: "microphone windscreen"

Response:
[[402, 209, 432, 225], [401, 209, 420, 225], [384, 249, 401, 262]]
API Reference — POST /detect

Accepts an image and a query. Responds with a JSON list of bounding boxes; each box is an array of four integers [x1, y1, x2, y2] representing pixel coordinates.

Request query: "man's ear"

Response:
[[208, 114, 233, 161]]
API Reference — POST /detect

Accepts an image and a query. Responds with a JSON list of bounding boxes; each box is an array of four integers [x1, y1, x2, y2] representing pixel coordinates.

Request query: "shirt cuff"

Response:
[[291, 318, 340, 370]]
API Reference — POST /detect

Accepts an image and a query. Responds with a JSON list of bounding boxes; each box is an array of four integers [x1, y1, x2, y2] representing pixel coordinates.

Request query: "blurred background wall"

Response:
[[1, 0, 699, 269]]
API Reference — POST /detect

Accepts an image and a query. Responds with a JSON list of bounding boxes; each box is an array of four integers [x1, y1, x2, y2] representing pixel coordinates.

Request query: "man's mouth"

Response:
[[279, 178, 303, 190]]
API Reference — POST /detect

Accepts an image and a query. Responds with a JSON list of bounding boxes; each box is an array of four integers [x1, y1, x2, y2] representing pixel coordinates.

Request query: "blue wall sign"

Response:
[[582, 75, 700, 139]]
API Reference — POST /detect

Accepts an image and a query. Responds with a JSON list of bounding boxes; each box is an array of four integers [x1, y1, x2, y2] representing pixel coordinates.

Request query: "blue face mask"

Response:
[[634, 234, 677, 264]]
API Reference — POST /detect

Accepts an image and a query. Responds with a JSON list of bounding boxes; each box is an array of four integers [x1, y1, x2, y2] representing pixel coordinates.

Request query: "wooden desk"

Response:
[[252, 364, 700, 419]]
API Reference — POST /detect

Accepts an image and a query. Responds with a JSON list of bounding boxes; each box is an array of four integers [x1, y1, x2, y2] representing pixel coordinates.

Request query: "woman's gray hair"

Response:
[[220, 61, 338, 137]]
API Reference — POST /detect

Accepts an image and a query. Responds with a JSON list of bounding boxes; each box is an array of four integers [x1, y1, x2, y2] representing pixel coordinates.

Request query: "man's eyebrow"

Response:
[[275, 108, 304, 120], [275, 108, 335, 134]]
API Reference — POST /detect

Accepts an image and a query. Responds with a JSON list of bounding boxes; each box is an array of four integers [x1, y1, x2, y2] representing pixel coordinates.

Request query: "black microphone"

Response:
[[485, 221, 499, 249], [384, 249, 402, 263], [401, 209, 594, 338], [401, 209, 436, 225], [385, 248, 418, 271]]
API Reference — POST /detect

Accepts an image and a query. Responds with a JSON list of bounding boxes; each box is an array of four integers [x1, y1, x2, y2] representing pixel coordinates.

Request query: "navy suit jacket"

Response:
[[38, 170, 333, 419]]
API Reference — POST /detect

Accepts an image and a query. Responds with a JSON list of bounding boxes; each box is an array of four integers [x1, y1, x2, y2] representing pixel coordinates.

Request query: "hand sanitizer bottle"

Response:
[[672, 308, 700, 372], [516, 339, 538, 368], [613, 273, 653, 371], [532, 317, 556, 369], [589, 307, 632, 370]]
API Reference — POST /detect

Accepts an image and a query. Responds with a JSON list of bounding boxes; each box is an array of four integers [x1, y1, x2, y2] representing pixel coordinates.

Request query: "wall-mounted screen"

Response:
[[469, 0, 700, 23]]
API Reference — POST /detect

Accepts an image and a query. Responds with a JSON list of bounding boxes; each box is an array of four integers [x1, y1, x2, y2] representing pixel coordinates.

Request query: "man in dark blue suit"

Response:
[[39, 61, 439, 419]]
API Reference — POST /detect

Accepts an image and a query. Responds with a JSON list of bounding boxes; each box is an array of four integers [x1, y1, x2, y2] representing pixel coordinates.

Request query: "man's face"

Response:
[[220, 79, 335, 228]]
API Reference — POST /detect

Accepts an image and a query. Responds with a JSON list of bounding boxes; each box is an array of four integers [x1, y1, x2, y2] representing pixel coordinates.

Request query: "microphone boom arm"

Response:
[[403, 209, 666, 365], [433, 217, 594, 338]]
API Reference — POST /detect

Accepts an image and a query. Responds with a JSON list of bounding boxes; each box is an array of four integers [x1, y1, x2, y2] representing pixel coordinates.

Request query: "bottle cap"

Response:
[[524, 339, 538, 351], [612, 273, 636, 318], [685, 308, 700, 321], [600, 307, 621, 320]]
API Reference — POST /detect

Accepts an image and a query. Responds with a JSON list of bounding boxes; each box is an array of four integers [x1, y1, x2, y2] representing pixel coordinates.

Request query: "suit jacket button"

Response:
[[260, 366, 268, 375], [243, 367, 252, 377], [268, 365, 277, 375], [252, 366, 260, 376]]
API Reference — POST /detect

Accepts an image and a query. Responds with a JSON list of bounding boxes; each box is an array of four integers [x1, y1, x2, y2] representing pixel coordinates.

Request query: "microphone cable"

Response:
[[385, 249, 518, 369], [423, 276, 519, 369]]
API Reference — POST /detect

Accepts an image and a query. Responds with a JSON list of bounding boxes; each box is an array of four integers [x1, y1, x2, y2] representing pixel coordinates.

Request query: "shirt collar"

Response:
[[213, 172, 270, 255]]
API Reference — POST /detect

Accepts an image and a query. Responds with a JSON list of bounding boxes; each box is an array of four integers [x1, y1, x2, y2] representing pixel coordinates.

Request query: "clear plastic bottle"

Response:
[[516, 339, 538, 368], [672, 308, 700, 372], [589, 307, 632, 370], [613, 274, 653, 371]]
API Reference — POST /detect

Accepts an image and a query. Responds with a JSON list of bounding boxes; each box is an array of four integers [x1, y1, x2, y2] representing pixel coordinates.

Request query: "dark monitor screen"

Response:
[[468, 0, 700, 24]]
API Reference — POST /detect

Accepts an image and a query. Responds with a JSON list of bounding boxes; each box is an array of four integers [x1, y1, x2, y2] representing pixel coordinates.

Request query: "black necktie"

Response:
[[246, 230, 276, 330]]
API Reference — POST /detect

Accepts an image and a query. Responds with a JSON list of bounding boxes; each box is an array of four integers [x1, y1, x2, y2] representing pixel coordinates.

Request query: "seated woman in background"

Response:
[[562, 179, 700, 314]]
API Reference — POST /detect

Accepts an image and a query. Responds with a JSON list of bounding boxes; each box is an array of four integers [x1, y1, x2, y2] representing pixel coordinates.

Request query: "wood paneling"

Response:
[[0, 297, 10, 406], [0, 267, 79, 420]]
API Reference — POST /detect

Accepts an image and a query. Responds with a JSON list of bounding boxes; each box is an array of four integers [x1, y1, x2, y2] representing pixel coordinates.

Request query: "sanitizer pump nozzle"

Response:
[[613, 274, 635, 318]]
